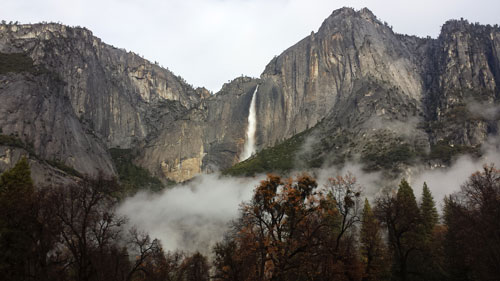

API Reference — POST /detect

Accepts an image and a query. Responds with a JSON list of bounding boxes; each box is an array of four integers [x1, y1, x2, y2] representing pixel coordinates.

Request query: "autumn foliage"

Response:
[[0, 157, 499, 281], [213, 173, 365, 281], [215, 166, 500, 281]]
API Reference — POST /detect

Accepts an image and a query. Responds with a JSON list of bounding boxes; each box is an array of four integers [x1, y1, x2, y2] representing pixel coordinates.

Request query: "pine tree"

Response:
[[360, 198, 389, 281], [419, 183, 446, 281], [181, 252, 210, 281], [394, 179, 422, 281], [0, 156, 36, 280], [376, 179, 422, 281], [396, 179, 420, 226], [420, 182, 438, 236], [0, 156, 33, 201]]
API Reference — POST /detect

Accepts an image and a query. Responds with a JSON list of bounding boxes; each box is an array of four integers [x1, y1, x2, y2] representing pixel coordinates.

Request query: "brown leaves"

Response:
[[214, 173, 366, 281]]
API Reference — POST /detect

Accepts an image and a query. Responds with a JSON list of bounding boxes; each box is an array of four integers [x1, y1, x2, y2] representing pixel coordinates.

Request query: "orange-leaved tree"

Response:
[[214, 173, 366, 281]]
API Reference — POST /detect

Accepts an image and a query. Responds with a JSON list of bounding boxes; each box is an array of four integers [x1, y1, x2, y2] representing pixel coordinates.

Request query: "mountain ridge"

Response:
[[230, 8, 500, 177], [0, 7, 499, 185]]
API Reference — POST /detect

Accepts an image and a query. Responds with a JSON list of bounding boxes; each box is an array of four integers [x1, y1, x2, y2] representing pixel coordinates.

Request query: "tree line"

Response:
[[1, 157, 499, 281], [0, 157, 210, 281], [213, 167, 499, 281]]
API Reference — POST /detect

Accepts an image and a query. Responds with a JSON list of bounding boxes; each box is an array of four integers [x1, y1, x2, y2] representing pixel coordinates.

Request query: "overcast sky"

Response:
[[2, 0, 499, 92]]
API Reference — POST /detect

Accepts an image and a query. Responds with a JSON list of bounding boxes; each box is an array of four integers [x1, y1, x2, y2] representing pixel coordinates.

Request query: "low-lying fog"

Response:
[[118, 138, 500, 255]]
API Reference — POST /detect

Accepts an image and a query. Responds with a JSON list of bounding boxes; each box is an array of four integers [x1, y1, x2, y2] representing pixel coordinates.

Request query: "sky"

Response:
[[2, 0, 499, 92]]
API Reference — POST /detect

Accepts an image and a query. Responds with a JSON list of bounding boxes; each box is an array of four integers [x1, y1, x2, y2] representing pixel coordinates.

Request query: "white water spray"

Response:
[[240, 85, 259, 161]]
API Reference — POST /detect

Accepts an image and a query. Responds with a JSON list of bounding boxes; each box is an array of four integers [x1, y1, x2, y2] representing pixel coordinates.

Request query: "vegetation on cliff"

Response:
[[0, 52, 36, 74], [109, 148, 172, 195]]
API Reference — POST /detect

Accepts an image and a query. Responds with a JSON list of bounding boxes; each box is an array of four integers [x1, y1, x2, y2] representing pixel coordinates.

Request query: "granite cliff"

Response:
[[227, 8, 500, 177], [0, 23, 258, 184], [0, 8, 499, 184]]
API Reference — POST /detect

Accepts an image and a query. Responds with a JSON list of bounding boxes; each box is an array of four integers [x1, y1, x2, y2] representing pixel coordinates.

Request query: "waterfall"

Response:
[[240, 85, 259, 161]]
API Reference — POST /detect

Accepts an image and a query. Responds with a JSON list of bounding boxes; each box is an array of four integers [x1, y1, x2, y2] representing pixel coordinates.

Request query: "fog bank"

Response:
[[118, 138, 500, 254], [117, 174, 262, 255], [412, 138, 500, 210]]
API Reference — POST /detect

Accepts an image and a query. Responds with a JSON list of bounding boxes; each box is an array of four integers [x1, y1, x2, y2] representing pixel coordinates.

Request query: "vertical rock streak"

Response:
[[240, 85, 259, 161]]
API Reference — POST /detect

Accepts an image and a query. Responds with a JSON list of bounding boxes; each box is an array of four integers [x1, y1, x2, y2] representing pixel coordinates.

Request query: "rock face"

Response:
[[257, 8, 423, 148], [0, 23, 259, 183], [0, 70, 114, 178], [0, 8, 499, 183], [424, 20, 500, 146], [0, 24, 204, 148], [0, 23, 210, 183], [240, 8, 499, 175], [136, 77, 259, 181], [256, 8, 499, 150]]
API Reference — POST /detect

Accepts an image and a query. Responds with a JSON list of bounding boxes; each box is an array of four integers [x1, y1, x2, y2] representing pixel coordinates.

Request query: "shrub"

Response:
[[109, 148, 169, 195]]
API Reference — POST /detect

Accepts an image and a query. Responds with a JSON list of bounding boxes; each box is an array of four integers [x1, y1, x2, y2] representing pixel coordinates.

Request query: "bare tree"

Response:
[[49, 174, 126, 281], [125, 227, 163, 281], [325, 173, 363, 253]]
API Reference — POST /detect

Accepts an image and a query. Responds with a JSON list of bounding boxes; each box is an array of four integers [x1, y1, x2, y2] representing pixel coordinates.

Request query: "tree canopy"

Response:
[[0, 157, 498, 281]]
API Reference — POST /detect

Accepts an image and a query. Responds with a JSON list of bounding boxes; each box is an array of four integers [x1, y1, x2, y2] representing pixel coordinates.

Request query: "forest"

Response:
[[0, 157, 499, 281]]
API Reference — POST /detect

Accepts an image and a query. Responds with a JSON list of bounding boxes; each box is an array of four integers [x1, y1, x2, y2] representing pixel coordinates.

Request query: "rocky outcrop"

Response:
[[424, 20, 500, 146], [256, 8, 425, 148], [0, 23, 263, 183], [0, 145, 76, 186], [0, 24, 205, 148]]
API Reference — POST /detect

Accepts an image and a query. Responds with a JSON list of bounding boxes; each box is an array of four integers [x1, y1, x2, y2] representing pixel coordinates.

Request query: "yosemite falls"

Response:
[[240, 85, 259, 161]]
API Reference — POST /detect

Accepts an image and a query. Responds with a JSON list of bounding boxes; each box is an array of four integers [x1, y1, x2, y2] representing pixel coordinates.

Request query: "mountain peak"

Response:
[[318, 7, 381, 34], [439, 17, 500, 36], [327, 6, 375, 15], [326, 7, 377, 20]]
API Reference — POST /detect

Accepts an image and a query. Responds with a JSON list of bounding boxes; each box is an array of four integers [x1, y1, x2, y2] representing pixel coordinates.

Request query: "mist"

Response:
[[411, 137, 500, 210], [118, 135, 500, 256], [314, 163, 383, 199], [466, 100, 500, 120], [117, 174, 262, 255], [361, 116, 423, 139]]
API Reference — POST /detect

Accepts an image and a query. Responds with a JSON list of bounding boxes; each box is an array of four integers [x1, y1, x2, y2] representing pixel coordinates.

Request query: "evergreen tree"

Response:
[[394, 179, 422, 281], [396, 179, 420, 229], [418, 183, 446, 281], [0, 156, 34, 201], [376, 179, 422, 281], [181, 252, 210, 281], [0, 156, 36, 280], [360, 198, 389, 281], [420, 182, 438, 236]]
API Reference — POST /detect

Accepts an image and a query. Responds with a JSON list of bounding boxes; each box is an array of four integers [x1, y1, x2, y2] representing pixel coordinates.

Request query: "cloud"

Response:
[[117, 173, 262, 255], [117, 136, 500, 255], [314, 162, 383, 199], [466, 100, 500, 120], [362, 116, 424, 139], [117, 163, 384, 256], [411, 137, 500, 211]]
